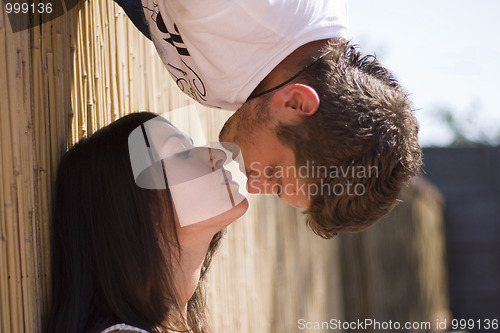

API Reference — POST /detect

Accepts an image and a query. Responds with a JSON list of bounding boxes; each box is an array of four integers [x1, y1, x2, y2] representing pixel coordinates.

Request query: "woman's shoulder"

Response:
[[99, 323, 150, 333]]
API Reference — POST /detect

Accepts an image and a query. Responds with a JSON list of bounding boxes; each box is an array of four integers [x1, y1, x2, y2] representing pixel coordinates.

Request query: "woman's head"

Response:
[[47, 112, 246, 333], [129, 115, 248, 229]]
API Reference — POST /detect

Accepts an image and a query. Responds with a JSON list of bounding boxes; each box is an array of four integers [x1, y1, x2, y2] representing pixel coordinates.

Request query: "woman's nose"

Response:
[[208, 147, 227, 170]]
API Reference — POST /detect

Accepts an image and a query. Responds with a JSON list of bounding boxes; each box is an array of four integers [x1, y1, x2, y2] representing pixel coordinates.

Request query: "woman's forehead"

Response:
[[144, 117, 192, 145]]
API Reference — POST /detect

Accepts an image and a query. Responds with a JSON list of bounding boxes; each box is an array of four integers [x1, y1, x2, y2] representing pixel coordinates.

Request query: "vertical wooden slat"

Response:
[[30, 14, 46, 333], [0, 6, 16, 330], [18, 18, 34, 333], [1, 6, 30, 331]]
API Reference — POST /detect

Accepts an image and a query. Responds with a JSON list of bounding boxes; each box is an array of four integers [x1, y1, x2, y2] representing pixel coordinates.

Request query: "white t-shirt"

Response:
[[141, 0, 348, 110]]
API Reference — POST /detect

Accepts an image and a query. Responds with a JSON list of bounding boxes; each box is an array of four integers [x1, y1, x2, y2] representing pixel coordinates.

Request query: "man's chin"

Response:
[[218, 112, 237, 143]]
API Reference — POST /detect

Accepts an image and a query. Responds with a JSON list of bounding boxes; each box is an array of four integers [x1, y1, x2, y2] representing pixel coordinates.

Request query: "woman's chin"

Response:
[[211, 198, 249, 229], [181, 198, 249, 231]]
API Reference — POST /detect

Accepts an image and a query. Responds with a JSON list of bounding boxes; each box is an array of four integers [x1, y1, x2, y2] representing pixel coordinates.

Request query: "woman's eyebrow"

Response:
[[163, 133, 194, 146]]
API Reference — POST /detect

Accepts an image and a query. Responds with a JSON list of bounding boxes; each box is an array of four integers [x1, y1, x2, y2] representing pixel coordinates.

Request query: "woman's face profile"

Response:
[[129, 116, 248, 228]]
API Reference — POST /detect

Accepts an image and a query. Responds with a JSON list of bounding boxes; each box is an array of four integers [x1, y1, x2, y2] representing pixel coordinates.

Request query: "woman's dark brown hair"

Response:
[[45, 112, 221, 333]]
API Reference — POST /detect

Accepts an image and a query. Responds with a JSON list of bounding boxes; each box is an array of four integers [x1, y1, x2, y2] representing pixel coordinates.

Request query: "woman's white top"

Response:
[[100, 323, 150, 333]]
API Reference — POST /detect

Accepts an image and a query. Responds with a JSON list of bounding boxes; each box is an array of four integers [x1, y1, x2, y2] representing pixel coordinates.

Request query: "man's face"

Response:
[[219, 100, 311, 208]]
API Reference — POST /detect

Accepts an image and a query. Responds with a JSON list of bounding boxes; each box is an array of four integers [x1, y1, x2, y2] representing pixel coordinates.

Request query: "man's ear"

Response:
[[271, 84, 320, 124]]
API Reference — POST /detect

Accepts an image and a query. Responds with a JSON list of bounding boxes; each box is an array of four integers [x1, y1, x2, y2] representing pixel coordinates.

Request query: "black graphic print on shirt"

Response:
[[143, 2, 220, 108]]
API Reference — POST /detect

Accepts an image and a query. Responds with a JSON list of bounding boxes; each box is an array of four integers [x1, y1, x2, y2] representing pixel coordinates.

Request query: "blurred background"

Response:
[[349, 0, 500, 147], [346, 1, 500, 332]]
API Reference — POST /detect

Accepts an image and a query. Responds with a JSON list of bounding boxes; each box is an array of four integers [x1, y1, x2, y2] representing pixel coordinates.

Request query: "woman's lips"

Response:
[[222, 169, 234, 185]]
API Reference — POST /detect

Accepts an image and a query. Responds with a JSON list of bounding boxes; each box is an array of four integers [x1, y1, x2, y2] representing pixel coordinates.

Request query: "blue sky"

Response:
[[347, 0, 500, 146]]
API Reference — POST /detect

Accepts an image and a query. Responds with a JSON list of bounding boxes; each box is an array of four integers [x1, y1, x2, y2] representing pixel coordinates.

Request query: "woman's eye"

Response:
[[175, 150, 191, 159], [161, 136, 193, 158]]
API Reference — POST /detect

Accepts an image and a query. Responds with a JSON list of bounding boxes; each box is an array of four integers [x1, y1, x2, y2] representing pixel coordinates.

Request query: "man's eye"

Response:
[[266, 166, 275, 179]]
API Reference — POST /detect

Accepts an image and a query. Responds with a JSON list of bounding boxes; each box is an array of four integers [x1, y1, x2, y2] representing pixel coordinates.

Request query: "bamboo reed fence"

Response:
[[1, 5, 44, 333], [0, 1, 344, 332]]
